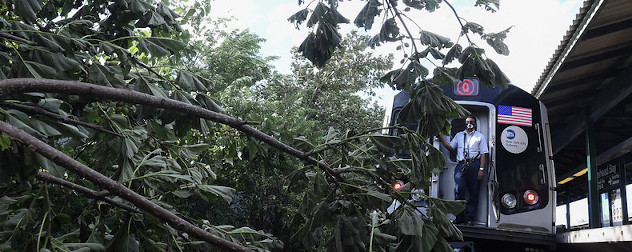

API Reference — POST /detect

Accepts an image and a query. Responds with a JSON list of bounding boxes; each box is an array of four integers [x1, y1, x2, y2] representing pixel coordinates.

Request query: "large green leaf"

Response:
[[432, 67, 458, 86], [483, 26, 512, 56], [128, 0, 149, 13], [7, 111, 43, 138], [196, 94, 225, 113], [288, 8, 310, 28], [403, 0, 425, 10], [306, 2, 328, 28], [107, 228, 140, 252], [142, 170, 192, 184], [298, 22, 341, 67], [176, 71, 208, 92], [391, 61, 427, 91], [442, 44, 462, 65], [330, 6, 350, 25], [313, 173, 330, 197], [428, 201, 464, 239], [396, 206, 424, 236], [423, 0, 442, 11], [420, 30, 452, 49], [99, 41, 125, 55], [379, 18, 399, 42], [88, 64, 126, 87], [156, 3, 179, 23], [366, 190, 392, 203], [463, 22, 485, 35], [30, 120, 61, 136], [138, 11, 167, 27], [14, 0, 42, 23], [35, 154, 65, 177], [420, 222, 440, 251], [136, 78, 168, 98], [57, 122, 89, 139], [137, 37, 185, 57], [485, 58, 510, 88], [354, 0, 380, 30], [138, 152, 168, 170], [428, 197, 466, 215], [369, 134, 407, 155], [197, 185, 236, 204], [21, 61, 56, 78], [475, 0, 501, 12], [34, 34, 66, 53], [0, 16, 10, 28]]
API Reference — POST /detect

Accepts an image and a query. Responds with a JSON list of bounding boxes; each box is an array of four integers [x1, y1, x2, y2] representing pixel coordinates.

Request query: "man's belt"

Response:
[[459, 158, 480, 163]]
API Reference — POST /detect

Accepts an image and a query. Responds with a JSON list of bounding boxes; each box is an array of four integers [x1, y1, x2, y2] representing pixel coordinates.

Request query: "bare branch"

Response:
[[0, 101, 124, 137], [36, 171, 141, 213], [0, 32, 37, 46], [444, 0, 473, 44], [386, 1, 422, 61]]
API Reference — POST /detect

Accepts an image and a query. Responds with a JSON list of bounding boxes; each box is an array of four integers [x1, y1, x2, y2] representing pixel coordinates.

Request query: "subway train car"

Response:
[[388, 79, 557, 250]]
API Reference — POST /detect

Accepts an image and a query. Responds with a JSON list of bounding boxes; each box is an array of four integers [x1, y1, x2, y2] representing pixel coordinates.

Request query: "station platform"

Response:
[[556, 225, 632, 252]]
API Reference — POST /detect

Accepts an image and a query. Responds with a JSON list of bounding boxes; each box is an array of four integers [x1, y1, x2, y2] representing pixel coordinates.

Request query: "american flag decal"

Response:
[[498, 105, 532, 127]]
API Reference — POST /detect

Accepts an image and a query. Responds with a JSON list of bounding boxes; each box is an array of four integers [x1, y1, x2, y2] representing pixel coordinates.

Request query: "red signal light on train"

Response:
[[524, 190, 539, 205], [393, 181, 403, 190]]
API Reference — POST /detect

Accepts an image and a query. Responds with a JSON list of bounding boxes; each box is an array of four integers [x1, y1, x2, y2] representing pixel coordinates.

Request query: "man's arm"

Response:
[[478, 135, 488, 180], [478, 153, 487, 181], [437, 134, 454, 152]]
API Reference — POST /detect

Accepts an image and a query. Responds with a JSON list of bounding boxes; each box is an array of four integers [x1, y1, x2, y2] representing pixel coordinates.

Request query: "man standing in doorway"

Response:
[[438, 116, 489, 225]]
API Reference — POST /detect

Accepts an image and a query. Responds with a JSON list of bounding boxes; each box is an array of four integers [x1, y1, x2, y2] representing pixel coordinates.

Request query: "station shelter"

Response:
[[532, 0, 632, 249]]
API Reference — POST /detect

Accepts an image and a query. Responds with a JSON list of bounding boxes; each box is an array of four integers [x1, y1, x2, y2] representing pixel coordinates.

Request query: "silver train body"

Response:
[[388, 80, 557, 249]]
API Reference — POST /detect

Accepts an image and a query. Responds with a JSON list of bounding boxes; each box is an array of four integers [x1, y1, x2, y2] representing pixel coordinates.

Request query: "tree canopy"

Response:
[[0, 0, 512, 251]]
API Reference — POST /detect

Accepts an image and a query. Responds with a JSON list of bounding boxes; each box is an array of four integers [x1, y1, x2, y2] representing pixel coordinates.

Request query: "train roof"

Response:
[[392, 82, 538, 110]]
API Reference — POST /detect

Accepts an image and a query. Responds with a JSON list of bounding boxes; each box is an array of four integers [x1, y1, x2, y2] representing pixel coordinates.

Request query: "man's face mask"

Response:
[[466, 122, 476, 129]]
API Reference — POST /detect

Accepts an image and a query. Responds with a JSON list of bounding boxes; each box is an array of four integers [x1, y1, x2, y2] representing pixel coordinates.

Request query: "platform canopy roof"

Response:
[[532, 0, 632, 204]]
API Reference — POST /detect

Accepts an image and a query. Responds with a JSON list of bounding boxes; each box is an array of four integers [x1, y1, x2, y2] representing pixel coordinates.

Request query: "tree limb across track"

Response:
[[0, 78, 342, 181]]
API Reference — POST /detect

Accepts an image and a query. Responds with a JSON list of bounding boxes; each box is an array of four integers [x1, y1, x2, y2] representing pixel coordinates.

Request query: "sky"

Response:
[[207, 0, 585, 108]]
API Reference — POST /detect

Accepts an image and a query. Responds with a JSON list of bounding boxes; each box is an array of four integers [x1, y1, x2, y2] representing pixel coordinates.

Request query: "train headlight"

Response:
[[393, 180, 403, 190], [501, 193, 517, 209], [523, 190, 539, 205]]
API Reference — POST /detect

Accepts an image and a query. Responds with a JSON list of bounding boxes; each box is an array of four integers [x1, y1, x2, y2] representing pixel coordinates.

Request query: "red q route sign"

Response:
[[453, 78, 479, 96]]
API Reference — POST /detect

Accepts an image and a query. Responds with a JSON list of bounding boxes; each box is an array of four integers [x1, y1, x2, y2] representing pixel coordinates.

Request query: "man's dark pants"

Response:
[[454, 159, 481, 223]]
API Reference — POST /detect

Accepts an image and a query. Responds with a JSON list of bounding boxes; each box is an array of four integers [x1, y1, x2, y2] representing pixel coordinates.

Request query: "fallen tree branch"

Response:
[[0, 78, 359, 251], [0, 101, 124, 137], [0, 78, 343, 182], [0, 121, 252, 252], [35, 171, 141, 213]]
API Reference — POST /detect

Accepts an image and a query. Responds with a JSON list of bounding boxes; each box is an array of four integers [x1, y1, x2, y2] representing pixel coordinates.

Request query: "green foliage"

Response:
[[0, 0, 280, 251], [296, 2, 349, 66], [0, 0, 517, 251], [354, 0, 381, 30], [290, 31, 394, 133], [286, 127, 465, 251], [476, 0, 501, 12]]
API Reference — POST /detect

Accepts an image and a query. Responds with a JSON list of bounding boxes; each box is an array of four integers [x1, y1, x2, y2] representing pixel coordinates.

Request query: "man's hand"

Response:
[[477, 169, 484, 181]]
